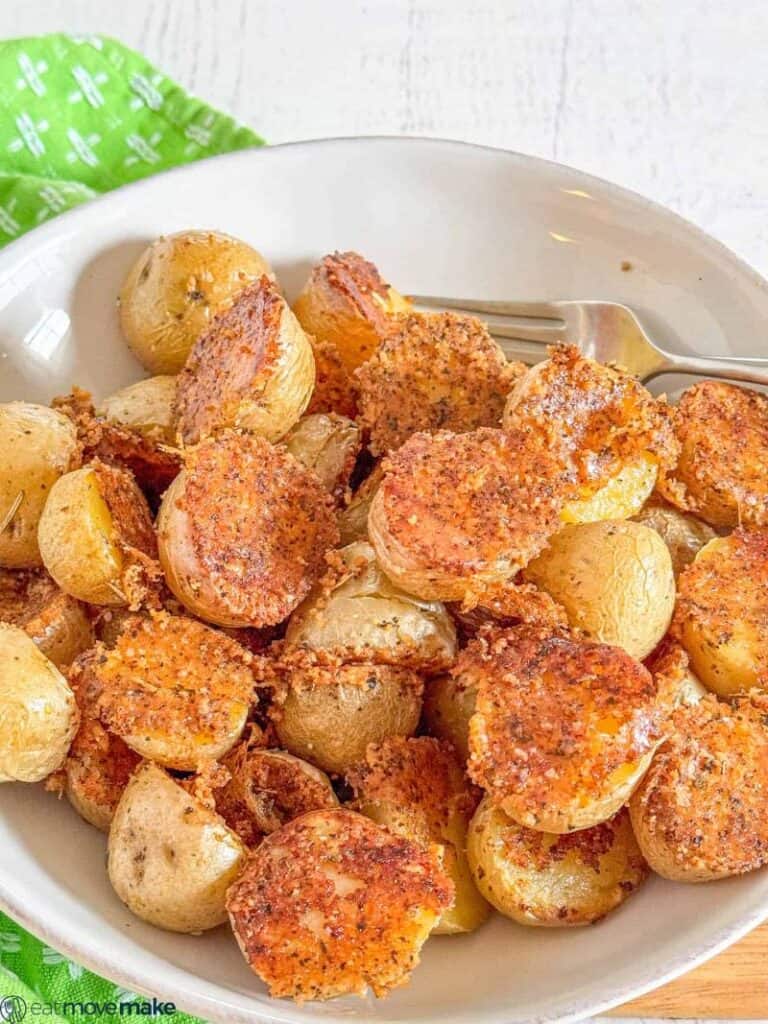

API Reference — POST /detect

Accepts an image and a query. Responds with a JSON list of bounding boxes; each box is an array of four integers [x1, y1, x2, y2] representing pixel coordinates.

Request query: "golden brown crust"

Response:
[[464, 627, 663, 831], [81, 611, 254, 770], [355, 313, 524, 455], [216, 739, 338, 847], [503, 345, 677, 496], [674, 528, 768, 695], [306, 338, 358, 419], [369, 428, 572, 602], [174, 276, 313, 445], [0, 567, 93, 668], [158, 432, 339, 627], [659, 380, 768, 528], [629, 694, 768, 880], [226, 807, 452, 1000], [61, 715, 141, 831], [447, 578, 568, 640], [645, 638, 706, 712]]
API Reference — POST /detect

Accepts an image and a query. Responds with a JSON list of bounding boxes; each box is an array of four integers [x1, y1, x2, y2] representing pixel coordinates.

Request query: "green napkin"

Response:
[[0, 31, 265, 1022]]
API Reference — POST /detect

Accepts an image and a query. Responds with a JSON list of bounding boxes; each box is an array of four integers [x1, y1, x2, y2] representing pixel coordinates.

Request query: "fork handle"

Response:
[[654, 354, 768, 388]]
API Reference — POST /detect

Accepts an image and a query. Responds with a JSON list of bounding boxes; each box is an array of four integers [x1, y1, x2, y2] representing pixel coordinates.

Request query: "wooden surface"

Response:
[[3, 3, 768, 1021], [610, 922, 768, 1019]]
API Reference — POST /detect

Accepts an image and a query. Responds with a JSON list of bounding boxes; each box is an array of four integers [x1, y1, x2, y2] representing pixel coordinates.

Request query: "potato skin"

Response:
[[226, 808, 451, 1000], [467, 798, 647, 926], [561, 454, 657, 524], [337, 465, 383, 546], [282, 413, 361, 500], [524, 520, 675, 660], [0, 624, 78, 783], [119, 230, 273, 374], [292, 251, 411, 374], [633, 499, 717, 577], [629, 695, 768, 881], [675, 529, 768, 696], [96, 375, 177, 442], [348, 737, 490, 934], [0, 403, 80, 568], [421, 672, 477, 763], [108, 762, 246, 932], [0, 567, 93, 669], [269, 654, 423, 775], [285, 542, 457, 672]]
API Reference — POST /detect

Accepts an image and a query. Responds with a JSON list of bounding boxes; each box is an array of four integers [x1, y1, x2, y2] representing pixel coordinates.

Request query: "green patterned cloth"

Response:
[[0, 31, 265, 1022]]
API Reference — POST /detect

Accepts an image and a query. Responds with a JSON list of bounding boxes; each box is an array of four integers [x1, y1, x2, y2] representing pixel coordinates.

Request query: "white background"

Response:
[[1, 2, 766, 1023]]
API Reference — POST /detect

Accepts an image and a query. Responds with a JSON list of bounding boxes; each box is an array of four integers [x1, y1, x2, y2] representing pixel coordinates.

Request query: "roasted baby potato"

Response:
[[659, 380, 768, 528], [96, 375, 177, 443], [282, 413, 361, 500], [0, 402, 80, 568], [285, 541, 457, 672], [158, 432, 338, 627], [108, 762, 246, 932], [369, 428, 570, 602], [0, 567, 93, 669], [37, 460, 157, 607], [174, 276, 314, 445], [216, 741, 338, 847], [467, 799, 647, 926], [464, 627, 663, 832], [503, 346, 676, 523], [292, 251, 411, 374], [81, 612, 252, 770], [267, 652, 423, 775], [524, 520, 675, 660], [675, 529, 768, 696], [646, 639, 707, 711], [632, 498, 717, 577], [630, 695, 768, 881], [348, 737, 490, 934], [337, 464, 383, 545], [355, 313, 524, 455], [226, 807, 452, 999], [0, 623, 78, 783], [421, 672, 477, 763], [119, 230, 273, 374], [306, 337, 358, 419], [63, 714, 141, 831]]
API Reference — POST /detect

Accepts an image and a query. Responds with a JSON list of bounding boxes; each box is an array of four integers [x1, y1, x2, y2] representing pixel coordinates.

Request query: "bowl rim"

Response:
[[2, 134, 768, 1024]]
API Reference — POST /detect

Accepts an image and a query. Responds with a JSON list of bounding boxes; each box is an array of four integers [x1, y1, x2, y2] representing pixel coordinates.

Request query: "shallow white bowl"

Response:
[[1, 137, 767, 1024]]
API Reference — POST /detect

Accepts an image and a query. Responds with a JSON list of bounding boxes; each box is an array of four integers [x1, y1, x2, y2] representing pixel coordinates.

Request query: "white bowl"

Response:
[[1, 137, 767, 1024]]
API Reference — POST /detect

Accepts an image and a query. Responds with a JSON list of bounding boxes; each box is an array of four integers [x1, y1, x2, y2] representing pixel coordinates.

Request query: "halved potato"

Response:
[[348, 737, 490, 934], [63, 713, 141, 831], [561, 454, 658, 524], [226, 807, 452, 999], [119, 230, 274, 374], [96, 375, 177, 443], [282, 413, 361, 500], [157, 432, 339, 627], [467, 799, 647, 925], [0, 567, 93, 668], [0, 402, 80, 568], [421, 672, 477, 763], [216, 741, 338, 847], [285, 541, 456, 672], [369, 428, 570, 602], [108, 762, 246, 932], [82, 612, 253, 770], [174, 276, 315, 445], [0, 624, 78, 783], [37, 460, 157, 607], [524, 520, 675, 660], [632, 498, 718, 577], [630, 695, 768, 881], [306, 337, 358, 419], [675, 529, 768, 696], [292, 251, 411, 374], [267, 652, 423, 775], [464, 626, 663, 832], [646, 639, 707, 711], [355, 312, 524, 455], [337, 464, 383, 546]]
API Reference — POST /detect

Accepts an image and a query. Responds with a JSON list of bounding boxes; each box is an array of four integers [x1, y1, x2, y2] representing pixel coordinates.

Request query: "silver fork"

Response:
[[411, 296, 768, 387]]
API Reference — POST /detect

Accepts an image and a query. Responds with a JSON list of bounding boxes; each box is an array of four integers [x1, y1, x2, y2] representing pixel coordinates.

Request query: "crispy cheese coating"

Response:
[[82, 611, 254, 770], [503, 345, 677, 496], [629, 695, 768, 881], [158, 432, 339, 627], [464, 627, 663, 832], [306, 338, 358, 419], [226, 808, 452, 1000], [659, 380, 768, 528], [0, 567, 93, 668], [674, 528, 768, 695], [355, 313, 524, 455], [369, 428, 572, 602]]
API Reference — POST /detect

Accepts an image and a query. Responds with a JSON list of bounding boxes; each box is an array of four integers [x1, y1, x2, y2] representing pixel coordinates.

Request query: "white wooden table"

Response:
[[2, 2, 767, 1022]]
